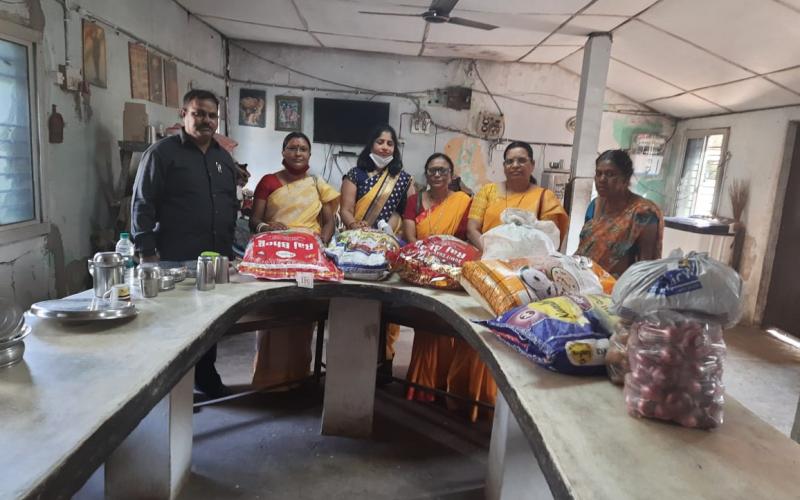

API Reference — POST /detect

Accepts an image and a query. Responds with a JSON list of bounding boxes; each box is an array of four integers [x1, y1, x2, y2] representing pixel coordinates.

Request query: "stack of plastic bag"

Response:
[[238, 230, 343, 282], [461, 254, 603, 316], [390, 235, 479, 290], [324, 229, 400, 281], [477, 294, 619, 376], [610, 251, 743, 429]]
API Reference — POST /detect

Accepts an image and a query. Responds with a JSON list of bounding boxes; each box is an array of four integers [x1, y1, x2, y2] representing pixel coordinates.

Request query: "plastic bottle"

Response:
[[115, 232, 137, 285]]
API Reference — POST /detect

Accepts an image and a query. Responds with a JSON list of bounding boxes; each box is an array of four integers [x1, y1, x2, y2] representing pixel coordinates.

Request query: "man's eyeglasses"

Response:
[[426, 167, 450, 177], [503, 157, 530, 167], [285, 146, 310, 153], [185, 109, 219, 120]]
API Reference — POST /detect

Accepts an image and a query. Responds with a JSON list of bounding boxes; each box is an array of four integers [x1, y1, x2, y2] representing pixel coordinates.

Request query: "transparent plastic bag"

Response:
[[605, 319, 632, 385], [480, 208, 559, 260], [612, 251, 743, 327], [623, 311, 725, 429]]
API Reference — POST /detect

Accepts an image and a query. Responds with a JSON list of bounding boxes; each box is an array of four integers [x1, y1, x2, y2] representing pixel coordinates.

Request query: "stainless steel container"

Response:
[[196, 256, 216, 291], [88, 252, 125, 298], [213, 256, 230, 284], [138, 264, 162, 298], [159, 275, 175, 291]]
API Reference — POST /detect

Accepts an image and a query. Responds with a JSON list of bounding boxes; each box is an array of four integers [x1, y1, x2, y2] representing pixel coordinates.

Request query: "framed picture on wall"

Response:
[[275, 95, 302, 132], [239, 88, 266, 128], [163, 60, 179, 108], [148, 52, 164, 105], [82, 20, 107, 88], [128, 43, 149, 100]]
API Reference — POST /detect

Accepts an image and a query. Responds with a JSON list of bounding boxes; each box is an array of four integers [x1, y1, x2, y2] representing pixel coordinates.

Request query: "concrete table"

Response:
[[1, 277, 799, 499]]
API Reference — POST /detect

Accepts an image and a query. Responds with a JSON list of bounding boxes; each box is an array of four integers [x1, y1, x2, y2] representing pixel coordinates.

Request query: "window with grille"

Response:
[[674, 129, 729, 217], [0, 35, 37, 228]]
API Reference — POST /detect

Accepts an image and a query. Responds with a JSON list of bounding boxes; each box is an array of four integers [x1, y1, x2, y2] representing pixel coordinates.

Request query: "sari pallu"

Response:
[[346, 166, 413, 358], [576, 195, 664, 278], [347, 167, 413, 230], [251, 173, 340, 389], [404, 192, 471, 403]]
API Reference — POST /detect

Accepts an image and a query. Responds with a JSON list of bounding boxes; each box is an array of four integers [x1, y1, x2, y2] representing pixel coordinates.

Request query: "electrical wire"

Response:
[[472, 61, 503, 117]]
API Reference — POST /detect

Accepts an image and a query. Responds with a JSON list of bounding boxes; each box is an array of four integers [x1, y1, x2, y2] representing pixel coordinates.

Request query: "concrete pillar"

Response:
[[566, 33, 612, 254], [321, 297, 381, 438], [105, 368, 194, 500], [485, 393, 552, 500]]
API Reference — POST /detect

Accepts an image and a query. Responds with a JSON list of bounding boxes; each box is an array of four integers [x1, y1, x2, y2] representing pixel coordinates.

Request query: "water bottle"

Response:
[[115, 232, 136, 285]]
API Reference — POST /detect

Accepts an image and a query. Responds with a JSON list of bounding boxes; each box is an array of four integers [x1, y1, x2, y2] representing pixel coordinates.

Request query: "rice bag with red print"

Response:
[[238, 229, 343, 281], [390, 235, 479, 290]]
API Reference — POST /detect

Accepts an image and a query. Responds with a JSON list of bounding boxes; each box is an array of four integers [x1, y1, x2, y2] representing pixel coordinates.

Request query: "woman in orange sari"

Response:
[[458, 141, 570, 421], [402, 153, 471, 403], [340, 125, 415, 376], [249, 132, 340, 389]]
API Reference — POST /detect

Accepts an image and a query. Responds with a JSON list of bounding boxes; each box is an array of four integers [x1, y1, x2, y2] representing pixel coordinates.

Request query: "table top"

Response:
[[1, 276, 798, 499]]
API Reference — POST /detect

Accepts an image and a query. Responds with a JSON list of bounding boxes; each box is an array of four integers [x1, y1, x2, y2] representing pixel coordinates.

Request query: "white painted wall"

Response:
[[664, 105, 800, 324], [0, 0, 224, 307], [228, 42, 674, 194]]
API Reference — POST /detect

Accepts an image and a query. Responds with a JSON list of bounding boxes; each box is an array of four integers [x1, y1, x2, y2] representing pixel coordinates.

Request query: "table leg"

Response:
[[792, 393, 800, 443], [321, 297, 381, 438], [105, 368, 194, 499], [486, 393, 552, 500]]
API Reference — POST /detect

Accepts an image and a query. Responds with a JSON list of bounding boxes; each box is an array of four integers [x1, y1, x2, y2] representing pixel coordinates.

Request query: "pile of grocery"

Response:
[[389, 235, 479, 290], [461, 254, 604, 316], [238, 230, 343, 282], [325, 229, 400, 280], [611, 252, 742, 429]]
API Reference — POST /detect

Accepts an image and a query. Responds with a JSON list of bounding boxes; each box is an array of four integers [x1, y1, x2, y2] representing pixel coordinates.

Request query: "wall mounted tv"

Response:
[[313, 98, 390, 145]]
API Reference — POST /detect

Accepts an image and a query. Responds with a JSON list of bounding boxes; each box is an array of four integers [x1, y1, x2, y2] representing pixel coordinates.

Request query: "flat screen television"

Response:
[[313, 98, 390, 145]]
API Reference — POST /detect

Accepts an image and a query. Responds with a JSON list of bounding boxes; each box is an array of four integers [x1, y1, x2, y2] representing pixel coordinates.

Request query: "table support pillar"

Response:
[[321, 297, 381, 438], [105, 368, 194, 499], [486, 393, 552, 500]]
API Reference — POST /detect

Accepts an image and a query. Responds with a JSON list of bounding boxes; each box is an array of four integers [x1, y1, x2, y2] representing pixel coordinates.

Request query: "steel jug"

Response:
[[88, 252, 125, 298]]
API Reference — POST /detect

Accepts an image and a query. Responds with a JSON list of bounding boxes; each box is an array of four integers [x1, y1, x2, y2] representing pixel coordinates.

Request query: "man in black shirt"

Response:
[[132, 89, 237, 398]]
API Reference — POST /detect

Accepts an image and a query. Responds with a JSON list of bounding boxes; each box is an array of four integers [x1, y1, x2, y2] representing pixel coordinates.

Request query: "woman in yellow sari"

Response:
[[457, 141, 570, 421], [340, 125, 415, 377], [249, 132, 340, 388], [401, 153, 471, 403]]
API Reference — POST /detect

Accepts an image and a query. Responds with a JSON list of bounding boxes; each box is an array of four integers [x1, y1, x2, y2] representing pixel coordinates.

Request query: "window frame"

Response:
[[672, 128, 730, 217], [0, 20, 45, 242]]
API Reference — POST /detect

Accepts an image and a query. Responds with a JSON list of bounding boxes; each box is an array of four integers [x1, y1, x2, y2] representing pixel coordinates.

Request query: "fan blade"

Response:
[[431, 0, 459, 16], [448, 17, 498, 30], [358, 10, 421, 18]]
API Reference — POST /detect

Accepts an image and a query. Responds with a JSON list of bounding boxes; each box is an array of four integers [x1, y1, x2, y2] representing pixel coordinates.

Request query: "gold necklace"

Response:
[[504, 183, 533, 211]]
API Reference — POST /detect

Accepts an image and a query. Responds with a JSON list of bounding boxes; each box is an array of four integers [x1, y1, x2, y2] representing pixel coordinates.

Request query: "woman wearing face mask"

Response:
[[340, 125, 416, 380], [576, 149, 663, 278], [340, 124, 416, 233], [248, 132, 340, 389], [401, 153, 471, 403]]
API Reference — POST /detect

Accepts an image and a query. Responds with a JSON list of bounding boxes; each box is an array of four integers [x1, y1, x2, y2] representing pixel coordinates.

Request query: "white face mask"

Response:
[[369, 153, 393, 169]]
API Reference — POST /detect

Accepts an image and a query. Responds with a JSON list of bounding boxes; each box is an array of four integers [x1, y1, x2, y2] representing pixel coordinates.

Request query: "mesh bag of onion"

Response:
[[623, 311, 725, 429]]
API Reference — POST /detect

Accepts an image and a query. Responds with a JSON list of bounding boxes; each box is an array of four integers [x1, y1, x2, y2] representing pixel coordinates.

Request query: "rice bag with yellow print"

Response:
[[460, 254, 603, 316], [477, 294, 619, 375]]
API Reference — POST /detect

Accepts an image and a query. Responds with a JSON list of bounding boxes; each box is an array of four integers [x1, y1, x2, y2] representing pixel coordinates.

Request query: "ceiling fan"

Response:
[[359, 0, 498, 31]]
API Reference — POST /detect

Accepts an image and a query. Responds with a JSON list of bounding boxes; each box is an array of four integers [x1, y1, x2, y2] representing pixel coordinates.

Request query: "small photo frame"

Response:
[[83, 20, 107, 88], [239, 88, 266, 128], [275, 95, 302, 132]]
